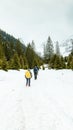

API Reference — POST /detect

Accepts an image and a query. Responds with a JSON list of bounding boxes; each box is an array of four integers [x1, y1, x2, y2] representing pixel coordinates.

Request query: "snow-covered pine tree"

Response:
[[44, 36, 54, 63]]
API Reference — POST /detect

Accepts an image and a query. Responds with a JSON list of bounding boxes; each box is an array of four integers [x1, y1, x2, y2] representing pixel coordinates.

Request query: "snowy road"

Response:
[[0, 69, 73, 130]]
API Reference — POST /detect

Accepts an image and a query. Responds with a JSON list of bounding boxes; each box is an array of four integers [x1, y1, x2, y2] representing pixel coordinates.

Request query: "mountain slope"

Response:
[[60, 36, 73, 56], [0, 29, 26, 52]]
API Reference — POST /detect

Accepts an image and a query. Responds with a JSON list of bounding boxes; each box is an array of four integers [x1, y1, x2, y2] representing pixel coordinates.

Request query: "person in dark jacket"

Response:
[[33, 66, 39, 80]]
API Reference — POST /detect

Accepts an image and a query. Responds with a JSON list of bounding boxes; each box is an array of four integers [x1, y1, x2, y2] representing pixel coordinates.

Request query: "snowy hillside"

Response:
[[60, 36, 73, 56], [0, 69, 73, 130]]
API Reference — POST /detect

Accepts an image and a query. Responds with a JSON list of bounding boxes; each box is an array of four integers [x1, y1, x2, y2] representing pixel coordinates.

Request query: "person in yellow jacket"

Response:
[[25, 69, 32, 86]]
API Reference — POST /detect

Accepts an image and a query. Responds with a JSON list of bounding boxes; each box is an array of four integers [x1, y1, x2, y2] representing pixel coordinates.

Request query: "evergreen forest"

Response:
[[0, 29, 73, 71]]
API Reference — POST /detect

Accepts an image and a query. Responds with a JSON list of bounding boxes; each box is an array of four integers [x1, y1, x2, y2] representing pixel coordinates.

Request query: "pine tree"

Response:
[[71, 39, 73, 55], [67, 54, 72, 69], [25, 43, 33, 68], [44, 36, 54, 63], [70, 58, 73, 70], [23, 55, 28, 69], [0, 43, 8, 70], [19, 55, 24, 69], [31, 40, 35, 50], [55, 41, 60, 56], [3, 42, 11, 60], [15, 39, 24, 56], [2, 57, 8, 71], [49, 54, 65, 69], [67, 54, 73, 69], [0, 43, 4, 59], [10, 52, 21, 70]]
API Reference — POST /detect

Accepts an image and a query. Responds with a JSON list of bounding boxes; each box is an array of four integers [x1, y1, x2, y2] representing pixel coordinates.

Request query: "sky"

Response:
[[0, 0, 73, 51], [0, 69, 73, 129]]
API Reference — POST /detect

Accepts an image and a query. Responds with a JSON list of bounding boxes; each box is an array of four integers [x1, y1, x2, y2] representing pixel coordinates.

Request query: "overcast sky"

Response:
[[0, 0, 73, 51]]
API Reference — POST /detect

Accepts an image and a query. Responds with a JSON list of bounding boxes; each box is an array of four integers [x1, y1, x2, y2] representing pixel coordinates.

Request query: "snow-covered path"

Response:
[[0, 69, 73, 130], [22, 69, 73, 130]]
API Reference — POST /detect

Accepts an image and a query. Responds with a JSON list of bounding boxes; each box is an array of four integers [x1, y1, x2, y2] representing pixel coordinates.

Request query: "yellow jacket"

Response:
[[25, 70, 32, 78]]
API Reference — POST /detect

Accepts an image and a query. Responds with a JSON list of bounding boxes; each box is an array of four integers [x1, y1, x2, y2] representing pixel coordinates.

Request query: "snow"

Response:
[[0, 69, 73, 130]]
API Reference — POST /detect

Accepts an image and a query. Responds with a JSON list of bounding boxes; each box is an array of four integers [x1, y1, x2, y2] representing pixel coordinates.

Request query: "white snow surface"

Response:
[[0, 69, 73, 130]]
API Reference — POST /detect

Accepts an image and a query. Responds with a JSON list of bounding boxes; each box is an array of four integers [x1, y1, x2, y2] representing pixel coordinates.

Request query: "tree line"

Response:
[[43, 36, 73, 70], [0, 33, 43, 71], [0, 30, 73, 71]]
